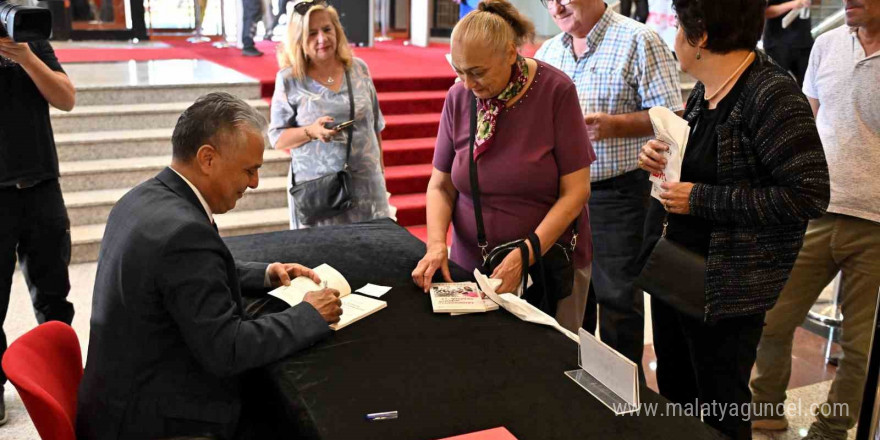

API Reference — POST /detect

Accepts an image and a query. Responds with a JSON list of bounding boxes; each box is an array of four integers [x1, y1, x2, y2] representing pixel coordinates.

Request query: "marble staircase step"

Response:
[[55, 130, 440, 165], [49, 100, 270, 134], [58, 150, 290, 192], [55, 128, 172, 161], [64, 176, 290, 226], [65, 174, 430, 228], [64, 59, 262, 106], [76, 82, 261, 106], [70, 207, 291, 264]]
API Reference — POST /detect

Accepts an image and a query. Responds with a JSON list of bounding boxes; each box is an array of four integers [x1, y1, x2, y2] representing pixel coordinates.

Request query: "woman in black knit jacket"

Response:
[[637, 0, 830, 438]]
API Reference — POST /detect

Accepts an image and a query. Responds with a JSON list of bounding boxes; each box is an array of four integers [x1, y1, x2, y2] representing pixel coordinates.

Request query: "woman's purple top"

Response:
[[433, 60, 596, 272]]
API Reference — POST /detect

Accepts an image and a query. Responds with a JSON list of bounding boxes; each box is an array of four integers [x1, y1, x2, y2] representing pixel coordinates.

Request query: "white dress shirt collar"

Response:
[[170, 167, 214, 223]]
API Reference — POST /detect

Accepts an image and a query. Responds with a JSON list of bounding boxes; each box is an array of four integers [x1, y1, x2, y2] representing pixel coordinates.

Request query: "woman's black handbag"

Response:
[[289, 70, 356, 226], [467, 96, 576, 316], [635, 217, 707, 321]]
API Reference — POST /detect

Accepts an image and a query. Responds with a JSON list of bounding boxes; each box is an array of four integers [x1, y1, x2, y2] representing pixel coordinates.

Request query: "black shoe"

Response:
[[0, 389, 7, 426], [803, 424, 846, 440], [242, 47, 264, 57]]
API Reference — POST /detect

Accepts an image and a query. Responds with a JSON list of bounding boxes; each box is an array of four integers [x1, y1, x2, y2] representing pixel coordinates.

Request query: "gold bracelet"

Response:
[[303, 127, 315, 140]]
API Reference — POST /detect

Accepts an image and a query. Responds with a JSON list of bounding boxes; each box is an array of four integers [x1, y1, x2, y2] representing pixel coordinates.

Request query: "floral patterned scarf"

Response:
[[474, 56, 529, 160]]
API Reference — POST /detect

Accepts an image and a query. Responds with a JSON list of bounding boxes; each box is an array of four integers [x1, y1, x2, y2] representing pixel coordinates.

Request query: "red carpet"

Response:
[[377, 90, 446, 115], [382, 137, 436, 167], [55, 39, 456, 242], [56, 40, 455, 96]]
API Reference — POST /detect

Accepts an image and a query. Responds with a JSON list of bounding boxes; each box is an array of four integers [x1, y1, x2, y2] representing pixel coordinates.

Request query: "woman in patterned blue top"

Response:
[[269, 0, 390, 229]]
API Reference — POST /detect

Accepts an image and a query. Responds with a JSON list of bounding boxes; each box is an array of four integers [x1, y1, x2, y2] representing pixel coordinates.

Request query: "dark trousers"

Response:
[[765, 45, 812, 87], [652, 297, 766, 440], [0, 179, 74, 385], [268, 0, 293, 36], [620, 0, 649, 23], [583, 169, 651, 367], [70, 0, 93, 20], [241, 0, 264, 49]]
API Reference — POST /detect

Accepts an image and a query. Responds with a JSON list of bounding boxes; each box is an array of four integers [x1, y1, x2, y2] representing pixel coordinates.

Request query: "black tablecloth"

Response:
[[225, 219, 725, 440]]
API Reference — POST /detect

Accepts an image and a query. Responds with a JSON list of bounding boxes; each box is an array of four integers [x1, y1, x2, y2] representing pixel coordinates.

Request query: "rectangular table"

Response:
[[226, 219, 725, 440]]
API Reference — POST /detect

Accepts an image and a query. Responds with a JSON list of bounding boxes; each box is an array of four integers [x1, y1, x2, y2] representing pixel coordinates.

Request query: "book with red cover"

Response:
[[437, 427, 517, 440]]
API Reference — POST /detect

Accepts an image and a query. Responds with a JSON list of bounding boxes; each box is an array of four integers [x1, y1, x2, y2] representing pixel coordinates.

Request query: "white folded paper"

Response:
[[648, 106, 691, 202], [356, 283, 392, 298], [474, 269, 577, 342]]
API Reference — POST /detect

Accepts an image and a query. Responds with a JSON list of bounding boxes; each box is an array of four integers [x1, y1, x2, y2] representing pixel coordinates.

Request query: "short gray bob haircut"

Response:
[[171, 92, 268, 161]]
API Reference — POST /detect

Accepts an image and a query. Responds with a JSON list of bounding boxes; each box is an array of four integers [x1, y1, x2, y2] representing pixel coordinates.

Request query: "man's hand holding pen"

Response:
[[304, 280, 343, 324]]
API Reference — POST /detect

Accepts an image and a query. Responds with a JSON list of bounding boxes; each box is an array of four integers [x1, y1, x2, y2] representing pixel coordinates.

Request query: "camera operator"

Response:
[[0, 36, 75, 426]]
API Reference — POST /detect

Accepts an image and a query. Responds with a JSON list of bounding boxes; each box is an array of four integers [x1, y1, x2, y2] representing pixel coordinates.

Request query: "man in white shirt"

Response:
[[751, 2, 880, 438]]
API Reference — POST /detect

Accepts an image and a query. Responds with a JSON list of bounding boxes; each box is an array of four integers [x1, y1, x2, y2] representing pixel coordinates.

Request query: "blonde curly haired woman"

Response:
[[269, 0, 390, 229]]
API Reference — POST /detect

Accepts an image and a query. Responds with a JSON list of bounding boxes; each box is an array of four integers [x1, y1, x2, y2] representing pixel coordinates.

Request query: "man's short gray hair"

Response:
[[171, 92, 268, 161]]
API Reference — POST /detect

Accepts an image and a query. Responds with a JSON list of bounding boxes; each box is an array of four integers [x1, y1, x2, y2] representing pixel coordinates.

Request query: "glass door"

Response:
[[59, 0, 146, 40], [431, 0, 457, 37]]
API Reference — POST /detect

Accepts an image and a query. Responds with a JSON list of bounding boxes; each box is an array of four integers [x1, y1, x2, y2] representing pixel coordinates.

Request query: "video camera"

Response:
[[0, 0, 53, 42]]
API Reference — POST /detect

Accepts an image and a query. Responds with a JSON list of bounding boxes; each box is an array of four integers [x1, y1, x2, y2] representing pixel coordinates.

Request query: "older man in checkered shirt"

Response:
[[535, 0, 682, 369]]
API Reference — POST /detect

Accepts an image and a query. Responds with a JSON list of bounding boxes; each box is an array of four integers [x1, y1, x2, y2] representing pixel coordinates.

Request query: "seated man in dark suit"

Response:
[[76, 92, 342, 440]]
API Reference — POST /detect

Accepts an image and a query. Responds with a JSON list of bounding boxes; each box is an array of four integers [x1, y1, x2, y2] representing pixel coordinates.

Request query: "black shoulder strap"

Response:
[[344, 69, 355, 167], [527, 232, 549, 310], [516, 241, 529, 297], [468, 94, 489, 263], [291, 70, 356, 186], [468, 93, 581, 261]]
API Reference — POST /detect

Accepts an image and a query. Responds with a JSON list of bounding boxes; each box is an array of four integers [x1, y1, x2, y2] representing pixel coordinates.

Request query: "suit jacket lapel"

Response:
[[155, 168, 246, 313]]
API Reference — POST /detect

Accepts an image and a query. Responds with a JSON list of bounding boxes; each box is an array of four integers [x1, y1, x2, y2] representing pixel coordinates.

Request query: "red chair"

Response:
[[2, 321, 82, 440]]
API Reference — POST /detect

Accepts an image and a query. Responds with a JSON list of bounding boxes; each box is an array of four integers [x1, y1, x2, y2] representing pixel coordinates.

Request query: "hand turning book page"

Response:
[[268, 264, 386, 330], [648, 106, 691, 202]]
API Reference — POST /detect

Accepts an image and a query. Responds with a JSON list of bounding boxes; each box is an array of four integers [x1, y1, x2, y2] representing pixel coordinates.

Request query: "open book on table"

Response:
[[268, 264, 386, 330]]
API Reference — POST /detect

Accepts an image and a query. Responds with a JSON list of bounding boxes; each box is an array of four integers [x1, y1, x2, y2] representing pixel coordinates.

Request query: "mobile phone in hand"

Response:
[[325, 120, 355, 131]]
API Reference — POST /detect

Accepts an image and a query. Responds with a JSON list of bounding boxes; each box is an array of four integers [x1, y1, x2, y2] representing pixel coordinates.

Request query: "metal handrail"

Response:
[[812, 7, 846, 38]]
